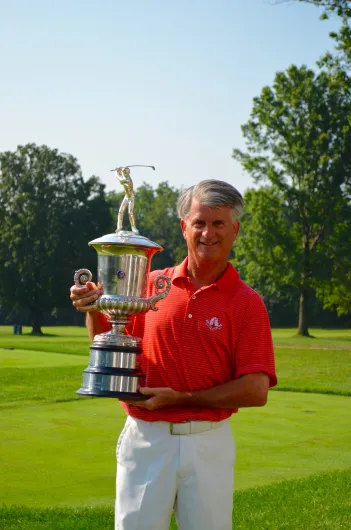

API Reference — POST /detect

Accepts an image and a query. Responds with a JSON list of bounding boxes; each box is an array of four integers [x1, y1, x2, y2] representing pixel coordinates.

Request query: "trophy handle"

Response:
[[74, 268, 93, 287], [148, 275, 171, 311], [73, 268, 98, 311]]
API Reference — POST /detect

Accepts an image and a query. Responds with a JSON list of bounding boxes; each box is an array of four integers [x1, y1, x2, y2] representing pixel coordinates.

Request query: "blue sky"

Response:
[[0, 0, 340, 194]]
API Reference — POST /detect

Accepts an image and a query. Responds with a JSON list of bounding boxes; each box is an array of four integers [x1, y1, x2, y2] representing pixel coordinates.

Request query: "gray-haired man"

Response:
[[70, 179, 277, 530]]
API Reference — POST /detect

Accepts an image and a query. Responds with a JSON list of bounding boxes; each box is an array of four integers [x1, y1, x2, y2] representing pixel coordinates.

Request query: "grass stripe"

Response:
[[1, 392, 350, 506], [232, 468, 351, 530], [1, 469, 350, 529]]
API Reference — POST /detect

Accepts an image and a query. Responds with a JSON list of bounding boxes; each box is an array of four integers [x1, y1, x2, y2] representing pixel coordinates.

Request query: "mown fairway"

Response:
[[1, 326, 350, 529]]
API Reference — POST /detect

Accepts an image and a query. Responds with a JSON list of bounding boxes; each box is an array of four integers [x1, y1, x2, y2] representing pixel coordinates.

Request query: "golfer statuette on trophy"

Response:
[[74, 165, 171, 399]]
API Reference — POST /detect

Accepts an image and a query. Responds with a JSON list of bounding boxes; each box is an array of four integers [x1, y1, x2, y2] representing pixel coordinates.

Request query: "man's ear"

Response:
[[233, 221, 240, 240], [180, 219, 187, 239]]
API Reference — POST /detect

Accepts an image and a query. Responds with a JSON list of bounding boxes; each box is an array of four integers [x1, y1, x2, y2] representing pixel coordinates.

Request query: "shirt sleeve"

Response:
[[234, 292, 277, 388]]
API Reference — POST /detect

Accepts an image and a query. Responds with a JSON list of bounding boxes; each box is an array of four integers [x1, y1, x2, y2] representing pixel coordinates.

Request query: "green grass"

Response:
[[1, 385, 350, 505], [232, 468, 351, 530], [0, 326, 90, 356], [1, 326, 351, 529], [233, 391, 351, 488], [273, 347, 351, 396], [1, 469, 350, 529], [1, 398, 124, 507], [0, 350, 86, 407], [2, 325, 351, 355], [1, 325, 351, 411], [0, 349, 87, 368], [272, 328, 351, 349], [0, 506, 114, 530], [0, 364, 85, 406]]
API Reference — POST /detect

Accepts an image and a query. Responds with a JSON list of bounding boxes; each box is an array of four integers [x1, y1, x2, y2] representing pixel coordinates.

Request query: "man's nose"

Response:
[[202, 224, 215, 238]]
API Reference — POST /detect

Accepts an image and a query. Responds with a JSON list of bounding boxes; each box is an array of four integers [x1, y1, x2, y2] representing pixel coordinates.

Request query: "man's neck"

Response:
[[186, 258, 228, 289]]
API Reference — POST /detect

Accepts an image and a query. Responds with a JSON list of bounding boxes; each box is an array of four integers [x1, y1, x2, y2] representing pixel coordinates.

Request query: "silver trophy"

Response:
[[74, 165, 171, 399]]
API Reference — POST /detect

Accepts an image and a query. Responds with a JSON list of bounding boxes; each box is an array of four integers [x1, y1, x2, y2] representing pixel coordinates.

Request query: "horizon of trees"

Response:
[[0, 143, 349, 335]]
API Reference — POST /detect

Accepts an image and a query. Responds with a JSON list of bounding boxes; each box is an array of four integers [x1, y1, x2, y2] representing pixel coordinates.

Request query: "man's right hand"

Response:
[[70, 281, 102, 312]]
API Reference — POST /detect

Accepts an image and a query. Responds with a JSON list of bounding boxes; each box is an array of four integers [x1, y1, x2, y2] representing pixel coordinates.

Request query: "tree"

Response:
[[0, 144, 112, 334], [232, 187, 298, 302], [233, 64, 351, 335], [107, 181, 187, 270], [312, 202, 351, 315], [278, 1, 351, 18], [286, 0, 351, 66], [279, 1, 351, 65]]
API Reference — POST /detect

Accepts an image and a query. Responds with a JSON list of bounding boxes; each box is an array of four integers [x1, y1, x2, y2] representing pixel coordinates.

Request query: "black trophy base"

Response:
[[76, 388, 148, 400]]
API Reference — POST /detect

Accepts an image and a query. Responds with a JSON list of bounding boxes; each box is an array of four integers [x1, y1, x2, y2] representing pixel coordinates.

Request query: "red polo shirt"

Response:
[[121, 258, 277, 423]]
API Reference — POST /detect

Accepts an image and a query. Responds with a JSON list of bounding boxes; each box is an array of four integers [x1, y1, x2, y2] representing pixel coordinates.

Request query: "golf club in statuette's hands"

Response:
[[74, 165, 171, 399]]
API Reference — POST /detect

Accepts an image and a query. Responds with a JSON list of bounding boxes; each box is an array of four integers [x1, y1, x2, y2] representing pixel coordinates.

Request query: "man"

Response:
[[70, 179, 277, 530]]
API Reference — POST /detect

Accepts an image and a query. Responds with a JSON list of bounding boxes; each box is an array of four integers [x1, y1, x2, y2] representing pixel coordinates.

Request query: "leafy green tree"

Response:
[[0, 144, 112, 334], [313, 204, 351, 315], [233, 187, 297, 301], [233, 64, 351, 335], [107, 181, 187, 270], [290, 0, 351, 67], [282, 2, 351, 64], [278, 1, 351, 18]]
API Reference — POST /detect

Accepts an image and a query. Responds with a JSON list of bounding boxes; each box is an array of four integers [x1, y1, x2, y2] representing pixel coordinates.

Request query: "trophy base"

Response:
[[76, 328, 148, 400], [76, 388, 148, 400], [76, 368, 146, 399]]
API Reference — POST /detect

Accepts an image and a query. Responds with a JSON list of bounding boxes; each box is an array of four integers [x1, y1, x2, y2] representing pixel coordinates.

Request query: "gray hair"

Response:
[[177, 179, 244, 221]]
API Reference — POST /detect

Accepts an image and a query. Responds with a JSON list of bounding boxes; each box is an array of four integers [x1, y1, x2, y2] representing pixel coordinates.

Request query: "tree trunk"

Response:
[[297, 238, 312, 337], [297, 286, 310, 336], [31, 311, 43, 335]]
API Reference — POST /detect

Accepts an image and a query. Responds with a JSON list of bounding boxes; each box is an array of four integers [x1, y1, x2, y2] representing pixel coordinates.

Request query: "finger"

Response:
[[70, 285, 90, 297], [74, 292, 100, 312], [70, 282, 98, 297], [139, 387, 162, 396], [71, 287, 100, 302], [86, 281, 98, 291], [122, 399, 149, 408], [77, 306, 95, 313]]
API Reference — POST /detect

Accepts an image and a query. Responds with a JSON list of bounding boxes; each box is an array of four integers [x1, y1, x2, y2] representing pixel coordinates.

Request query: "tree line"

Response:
[[233, 0, 351, 335], [0, 0, 350, 335]]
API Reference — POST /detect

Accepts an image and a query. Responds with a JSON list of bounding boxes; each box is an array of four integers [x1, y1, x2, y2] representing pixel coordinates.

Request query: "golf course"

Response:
[[1, 326, 350, 529]]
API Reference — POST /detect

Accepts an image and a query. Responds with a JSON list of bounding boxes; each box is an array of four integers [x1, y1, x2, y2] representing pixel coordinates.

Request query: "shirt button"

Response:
[[192, 295, 196, 300], [188, 314, 193, 319]]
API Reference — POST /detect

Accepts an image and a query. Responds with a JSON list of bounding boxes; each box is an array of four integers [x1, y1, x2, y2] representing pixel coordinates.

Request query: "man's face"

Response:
[[180, 199, 240, 264]]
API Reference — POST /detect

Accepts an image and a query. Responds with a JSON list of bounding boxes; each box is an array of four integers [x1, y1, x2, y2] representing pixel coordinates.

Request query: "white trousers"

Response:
[[115, 416, 236, 530]]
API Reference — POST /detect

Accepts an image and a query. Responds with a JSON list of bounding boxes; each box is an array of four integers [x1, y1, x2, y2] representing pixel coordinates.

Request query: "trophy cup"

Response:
[[74, 165, 171, 399]]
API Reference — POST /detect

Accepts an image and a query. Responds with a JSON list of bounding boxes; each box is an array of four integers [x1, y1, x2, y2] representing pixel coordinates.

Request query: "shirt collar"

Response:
[[172, 258, 189, 283], [215, 262, 240, 291], [172, 257, 240, 291]]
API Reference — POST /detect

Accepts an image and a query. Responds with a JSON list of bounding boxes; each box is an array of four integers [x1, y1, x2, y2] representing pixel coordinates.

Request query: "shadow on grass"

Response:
[[18, 333, 61, 338], [287, 329, 351, 342], [271, 386, 351, 396]]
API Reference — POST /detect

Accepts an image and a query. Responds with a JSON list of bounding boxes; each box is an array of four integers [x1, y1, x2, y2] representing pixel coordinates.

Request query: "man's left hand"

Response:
[[123, 387, 180, 410]]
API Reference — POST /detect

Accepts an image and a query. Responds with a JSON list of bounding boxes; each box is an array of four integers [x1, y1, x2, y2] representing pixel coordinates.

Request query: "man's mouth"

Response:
[[200, 241, 218, 246]]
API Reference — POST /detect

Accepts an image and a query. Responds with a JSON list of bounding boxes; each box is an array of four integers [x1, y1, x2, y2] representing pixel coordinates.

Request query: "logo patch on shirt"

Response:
[[206, 317, 222, 331]]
